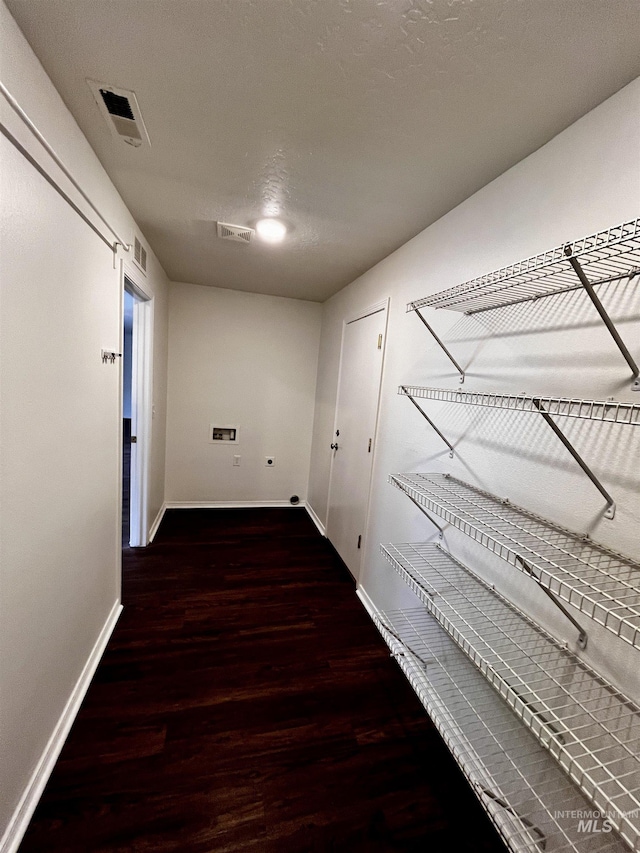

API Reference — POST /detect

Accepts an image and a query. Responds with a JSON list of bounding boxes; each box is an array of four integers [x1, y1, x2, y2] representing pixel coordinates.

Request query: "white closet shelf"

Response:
[[389, 473, 640, 650], [398, 386, 640, 426], [381, 542, 640, 851], [407, 219, 640, 315], [369, 604, 630, 853]]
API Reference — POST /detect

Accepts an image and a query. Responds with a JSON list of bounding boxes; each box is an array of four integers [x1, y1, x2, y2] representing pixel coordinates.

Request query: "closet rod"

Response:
[[0, 81, 131, 253]]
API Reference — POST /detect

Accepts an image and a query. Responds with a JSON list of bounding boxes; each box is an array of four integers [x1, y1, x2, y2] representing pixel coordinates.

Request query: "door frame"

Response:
[[327, 297, 389, 581], [121, 260, 154, 548]]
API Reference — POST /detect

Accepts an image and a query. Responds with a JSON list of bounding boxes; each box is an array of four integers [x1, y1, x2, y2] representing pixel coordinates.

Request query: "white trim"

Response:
[[0, 600, 123, 853], [130, 294, 153, 547], [305, 503, 326, 537], [345, 298, 388, 325], [164, 500, 301, 510], [122, 262, 153, 548], [148, 501, 168, 543], [356, 587, 378, 619]]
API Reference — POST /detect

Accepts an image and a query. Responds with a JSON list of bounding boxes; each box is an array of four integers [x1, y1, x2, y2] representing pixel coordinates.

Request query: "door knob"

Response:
[[330, 443, 338, 450]]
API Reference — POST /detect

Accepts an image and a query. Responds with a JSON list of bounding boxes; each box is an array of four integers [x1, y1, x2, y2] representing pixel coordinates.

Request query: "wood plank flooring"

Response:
[[19, 508, 506, 852]]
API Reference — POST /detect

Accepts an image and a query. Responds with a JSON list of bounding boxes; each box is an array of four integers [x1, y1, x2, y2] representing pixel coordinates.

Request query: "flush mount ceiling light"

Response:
[[256, 218, 287, 244]]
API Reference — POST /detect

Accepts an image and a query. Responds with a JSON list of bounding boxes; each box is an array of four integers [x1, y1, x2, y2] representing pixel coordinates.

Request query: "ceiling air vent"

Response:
[[216, 222, 254, 244], [133, 236, 147, 273], [88, 80, 150, 148]]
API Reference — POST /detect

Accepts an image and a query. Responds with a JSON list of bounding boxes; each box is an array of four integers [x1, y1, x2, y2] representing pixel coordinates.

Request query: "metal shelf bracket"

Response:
[[564, 244, 640, 390], [401, 386, 455, 458], [414, 309, 465, 383], [394, 478, 445, 539], [407, 221, 640, 388], [531, 397, 616, 519], [481, 788, 547, 851], [398, 387, 618, 518], [515, 555, 587, 649]]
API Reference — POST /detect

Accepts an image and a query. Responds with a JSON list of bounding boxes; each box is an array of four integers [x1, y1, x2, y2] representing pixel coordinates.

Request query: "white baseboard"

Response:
[[148, 501, 167, 543], [149, 500, 322, 543], [356, 587, 378, 619], [164, 500, 300, 510], [0, 600, 123, 853], [304, 502, 326, 537]]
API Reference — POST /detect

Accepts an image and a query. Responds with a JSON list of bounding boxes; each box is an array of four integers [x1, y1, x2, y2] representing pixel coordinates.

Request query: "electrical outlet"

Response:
[[265, 456, 275, 467], [233, 455, 241, 467]]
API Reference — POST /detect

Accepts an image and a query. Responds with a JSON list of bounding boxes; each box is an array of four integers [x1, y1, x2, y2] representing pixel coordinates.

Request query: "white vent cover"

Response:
[[133, 236, 147, 273], [216, 222, 254, 243], [87, 80, 150, 148]]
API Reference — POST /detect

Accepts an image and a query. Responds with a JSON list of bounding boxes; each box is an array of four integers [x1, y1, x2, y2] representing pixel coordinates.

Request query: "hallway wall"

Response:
[[165, 282, 321, 505], [2, 0, 639, 845], [308, 78, 640, 700], [0, 2, 170, 847]]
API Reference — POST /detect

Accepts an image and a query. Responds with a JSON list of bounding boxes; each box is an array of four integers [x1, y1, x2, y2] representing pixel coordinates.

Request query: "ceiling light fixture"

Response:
[[256, 218, 287, 244]]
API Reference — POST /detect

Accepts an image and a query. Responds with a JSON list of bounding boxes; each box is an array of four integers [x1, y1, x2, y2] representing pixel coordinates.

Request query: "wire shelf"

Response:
[[398, 386, 640, 426], [369, 604, 630, 853], [407, 219, 640, 315], [381, 542, 640, 850], [389, 473, 640, 649]]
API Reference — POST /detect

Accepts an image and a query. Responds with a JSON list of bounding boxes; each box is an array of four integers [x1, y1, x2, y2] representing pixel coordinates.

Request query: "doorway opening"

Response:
[[122, 290, 134, 547], [122, 269, 153, 549]]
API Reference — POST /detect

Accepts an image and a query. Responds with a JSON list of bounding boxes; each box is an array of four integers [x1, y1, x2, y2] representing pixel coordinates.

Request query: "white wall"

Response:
[[0, 2, 170, 847], [165, 282, 321, 505], [1, 0, 637, 842], [308, 78, 640, 700]]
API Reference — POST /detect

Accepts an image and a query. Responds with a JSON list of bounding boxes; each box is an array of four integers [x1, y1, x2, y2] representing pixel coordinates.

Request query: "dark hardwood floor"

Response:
[[19, 508, 506, 852]]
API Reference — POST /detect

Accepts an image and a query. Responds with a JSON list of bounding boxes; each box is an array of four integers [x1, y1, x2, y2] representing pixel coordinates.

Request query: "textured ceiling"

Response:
[[5, 0, 640, 302]]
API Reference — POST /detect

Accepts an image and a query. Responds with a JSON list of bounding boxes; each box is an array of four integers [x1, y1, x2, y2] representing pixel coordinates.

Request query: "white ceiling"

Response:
[[6, 0, 640, 302]]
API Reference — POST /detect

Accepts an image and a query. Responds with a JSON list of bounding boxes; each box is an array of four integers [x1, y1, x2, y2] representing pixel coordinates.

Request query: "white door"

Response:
[[327, 303, 387, 581]]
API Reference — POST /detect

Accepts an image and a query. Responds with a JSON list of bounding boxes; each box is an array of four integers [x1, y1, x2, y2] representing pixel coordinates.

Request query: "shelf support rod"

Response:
[[564, 244, 639, 390], [401, 387, 455, 458], [380, 622, 437, 668], [395, 482, 445, 539], [531, 397, 615, 519], [481, 788, 547, 850], [414, 309, 465, 383], [516, 555, 587, 650], [503, 678, 566, 745]]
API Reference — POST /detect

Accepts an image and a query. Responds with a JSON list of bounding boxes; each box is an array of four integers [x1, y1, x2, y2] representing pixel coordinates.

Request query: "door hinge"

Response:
[[368, 438, 372, 452], [357, 534, 362, 549], [377, 334, 383, 350], [131, 436, 137, 443]]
